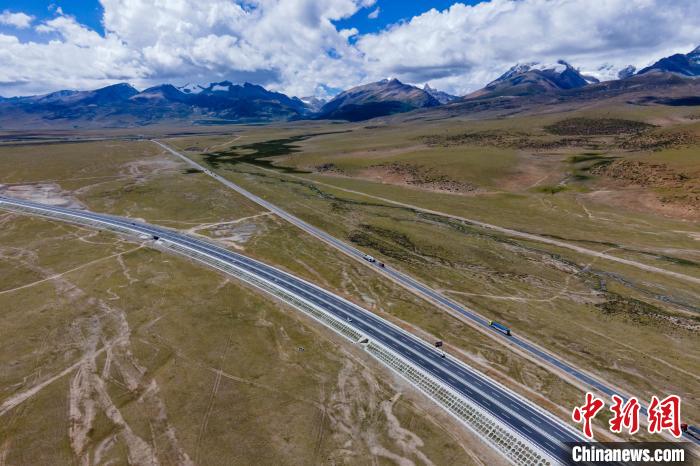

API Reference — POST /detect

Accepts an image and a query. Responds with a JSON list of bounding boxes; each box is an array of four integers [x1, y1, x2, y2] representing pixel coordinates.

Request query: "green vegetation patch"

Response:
[[596, 294, 700, 332], [348, 223, 428, 264], [545, 117, 655, 135], [567, 153, 606, 164], [202, 131, 349, 173], [534, 184, 569, 194]]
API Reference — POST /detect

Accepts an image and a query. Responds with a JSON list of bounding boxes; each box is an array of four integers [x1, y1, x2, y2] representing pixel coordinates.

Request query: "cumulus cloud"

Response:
[[0, 10, 33, 28], [368, 7, 380, 19], [0, 0, 373, 97], [0, 0, 699, 97], [0, 14, 145, 96], [100, 0, 371, 96], [357, 0, 700, 95]]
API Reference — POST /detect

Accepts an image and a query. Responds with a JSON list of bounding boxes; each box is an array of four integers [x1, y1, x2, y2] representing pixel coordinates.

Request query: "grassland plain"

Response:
[[0, 130, 693, 456], [0, 137, 606, 463], [165, 103, 700, 425], [0, 214, 498, 465]]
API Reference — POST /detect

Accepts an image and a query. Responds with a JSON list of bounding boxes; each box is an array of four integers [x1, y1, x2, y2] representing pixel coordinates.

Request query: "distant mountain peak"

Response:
[[498, 60, 573, 80], [300, 96, 327, 112], [318, 78, 440, 121], [422, 83, 459, 104], [177, 83, 204, 94], [617, 65, 636, 79], [637, 45, 700, 77], [378, 77, 403, 86], [468, 59, 590, 100]]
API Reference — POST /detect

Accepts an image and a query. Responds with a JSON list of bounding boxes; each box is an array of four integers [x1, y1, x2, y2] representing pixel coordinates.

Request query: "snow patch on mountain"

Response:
[[177, 83, 204, 94]]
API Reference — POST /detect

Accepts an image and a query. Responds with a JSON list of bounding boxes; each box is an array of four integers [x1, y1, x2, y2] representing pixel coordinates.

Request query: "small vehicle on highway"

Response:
[[346, 317, 353, 322], [152, 235, 160, 241], [362, 254, 376, 263], [489, 320, 511, 336], [378, 262, 385, 268], [434, 340, 443, 348]]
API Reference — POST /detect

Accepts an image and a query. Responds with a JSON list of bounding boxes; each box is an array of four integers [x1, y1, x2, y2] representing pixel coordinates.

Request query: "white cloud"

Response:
[[97, 0, 369, 96], [0, 0, 699, 98], [356, 0, 700, 95], [0, 10, 33, 28], [0, 15, 146, 96], [0, 0, 370, 97], [368, 7, 380, 19]]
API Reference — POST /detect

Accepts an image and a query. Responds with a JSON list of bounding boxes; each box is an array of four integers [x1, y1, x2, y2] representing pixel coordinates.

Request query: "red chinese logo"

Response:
[[572, 392, 605, 439], [609, 395, 640, 435], [648, 395, 682, 438], [573, 393, 684, 439]]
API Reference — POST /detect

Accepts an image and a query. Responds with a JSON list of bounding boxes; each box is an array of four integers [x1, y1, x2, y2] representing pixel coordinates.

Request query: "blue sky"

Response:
[[0, 0, 698, 97], [0, 0, 104, 36], [1, 1, 475, 38], [334, 0, 479, 35]]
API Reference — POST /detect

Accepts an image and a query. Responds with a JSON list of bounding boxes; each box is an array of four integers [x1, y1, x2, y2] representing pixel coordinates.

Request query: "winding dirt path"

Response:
[[262, 168, 700, 286]]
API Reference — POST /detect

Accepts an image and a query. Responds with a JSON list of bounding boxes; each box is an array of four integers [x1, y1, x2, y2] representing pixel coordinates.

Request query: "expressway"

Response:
[[153, 140, 699, 449], [152, 141, 625, 399], [0, 195, 589, 465]]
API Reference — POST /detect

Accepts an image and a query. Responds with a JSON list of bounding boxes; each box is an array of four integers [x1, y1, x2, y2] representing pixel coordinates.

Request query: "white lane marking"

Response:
[[2, 196, 575, 456]]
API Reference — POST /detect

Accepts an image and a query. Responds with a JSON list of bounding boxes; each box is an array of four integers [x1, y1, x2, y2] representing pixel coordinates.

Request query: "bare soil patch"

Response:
[[593, 160, 699, 216], [421, 130, 587, 150], [314, 162, 346, 174], [365, 162, 477, 193], [590, 159, 690, 188], [584, 187, 699, 220], [615, 131, 697, 151], [422, 124, 694, 153], [0, 182, 83, 209]]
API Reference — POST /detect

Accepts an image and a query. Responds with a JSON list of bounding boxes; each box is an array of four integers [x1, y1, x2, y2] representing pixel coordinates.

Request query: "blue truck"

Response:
[[489, 320, 511, 336]]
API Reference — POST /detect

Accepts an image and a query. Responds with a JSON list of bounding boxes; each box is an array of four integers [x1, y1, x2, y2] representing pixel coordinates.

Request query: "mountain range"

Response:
[[0, 81, 311, 128], [0, 46, 698, 128]]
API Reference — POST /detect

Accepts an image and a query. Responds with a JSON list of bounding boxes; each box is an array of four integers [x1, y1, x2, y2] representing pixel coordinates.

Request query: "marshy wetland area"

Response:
[[1, 100, 699, 463]]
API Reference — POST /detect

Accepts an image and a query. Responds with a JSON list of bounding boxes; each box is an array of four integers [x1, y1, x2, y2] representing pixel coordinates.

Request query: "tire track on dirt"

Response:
[[194, 333, 233, 464]]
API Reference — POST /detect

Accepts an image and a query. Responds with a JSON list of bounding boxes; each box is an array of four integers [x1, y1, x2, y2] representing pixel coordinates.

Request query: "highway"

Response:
[[0, 195, 590, 465], [153, 140, 699, 449], [152, 142, 626, 399]]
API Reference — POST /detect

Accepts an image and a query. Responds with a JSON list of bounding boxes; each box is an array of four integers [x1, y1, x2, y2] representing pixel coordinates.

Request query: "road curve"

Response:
[[0, 195, 592, 465], [151, 142, 627, 399], [153, 140, 699, 449]]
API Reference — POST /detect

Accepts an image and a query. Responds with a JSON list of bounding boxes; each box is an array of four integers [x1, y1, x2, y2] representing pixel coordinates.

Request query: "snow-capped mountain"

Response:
[[177, 83, 205, 94], [3, 44, 699, 129], [300, 96, 327, 112], [0, 81, 314, 128], [466, 60, 592, 99], [637, 45, 700, 77], [617, 65, 637, 79], [422, 84, 459, 104]]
